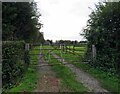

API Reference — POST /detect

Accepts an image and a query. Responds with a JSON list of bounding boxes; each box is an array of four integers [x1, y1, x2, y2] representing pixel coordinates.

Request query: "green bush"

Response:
[[2, 41, 29, 89], [83, 2, 119, 75]]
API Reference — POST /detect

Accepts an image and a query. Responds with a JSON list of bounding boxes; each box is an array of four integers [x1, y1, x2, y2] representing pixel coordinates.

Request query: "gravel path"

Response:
[[34, 51, 70, 92], [51, 51, 109, 93]]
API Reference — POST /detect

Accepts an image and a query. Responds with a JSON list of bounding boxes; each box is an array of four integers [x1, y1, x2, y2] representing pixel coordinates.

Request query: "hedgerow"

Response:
[[2, 41, 29, 90], [83, 2, 120, 75]]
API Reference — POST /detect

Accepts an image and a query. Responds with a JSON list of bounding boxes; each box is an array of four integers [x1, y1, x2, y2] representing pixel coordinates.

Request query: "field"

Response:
[[61, 45, 87, 55]]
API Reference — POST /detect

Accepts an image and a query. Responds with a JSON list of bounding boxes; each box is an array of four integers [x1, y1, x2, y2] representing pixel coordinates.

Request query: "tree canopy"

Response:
[[2, 2, 45, 43]]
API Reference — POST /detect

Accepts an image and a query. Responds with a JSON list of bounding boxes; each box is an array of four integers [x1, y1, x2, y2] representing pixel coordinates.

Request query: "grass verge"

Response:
[[9, 46, 40, 92], [73, 63, 119, 93]]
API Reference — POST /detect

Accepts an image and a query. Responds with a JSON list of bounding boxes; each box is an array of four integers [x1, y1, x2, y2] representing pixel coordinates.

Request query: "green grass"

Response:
[[61, 45, 87, 55], [74, 63, 119, 93], [42, 45, 89, 92], [68, 46, 87, 52], [9, 46, 40, 92], [30, 46, 41, 64], [53, 45, 119, 93], [9, 66, 38, 92]]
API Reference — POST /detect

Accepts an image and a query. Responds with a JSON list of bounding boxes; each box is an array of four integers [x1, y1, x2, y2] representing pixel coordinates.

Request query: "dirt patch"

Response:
[[35, 74, 61, 92], [51, 52, 109, 93], [34, 51, 70, 92]]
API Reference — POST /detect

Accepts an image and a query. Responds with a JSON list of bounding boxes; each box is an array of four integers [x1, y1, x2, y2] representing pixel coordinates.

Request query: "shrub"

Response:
[[2, 41, 29, 89], [83, 2, 119, 75]]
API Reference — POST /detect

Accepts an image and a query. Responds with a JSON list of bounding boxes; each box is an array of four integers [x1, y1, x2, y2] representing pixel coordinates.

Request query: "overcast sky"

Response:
[[34, 0, 101, 42]]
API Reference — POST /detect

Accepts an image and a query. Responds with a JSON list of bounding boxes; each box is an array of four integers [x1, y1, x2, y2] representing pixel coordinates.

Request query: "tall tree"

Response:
[[2, 2, 44, 43]]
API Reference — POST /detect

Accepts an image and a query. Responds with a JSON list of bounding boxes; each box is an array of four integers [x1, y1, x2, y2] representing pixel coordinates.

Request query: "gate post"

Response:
[[60, 44, 63, 62], [24, 43, 30, 66], [65, 44, 67, 53], [92, 44, 96, 60], [63, 44, 65, 52], [48, 43, 51, 62], [25, 43, 30, 51], [69, 45, 70, 53], [73, 45, 75, 54]]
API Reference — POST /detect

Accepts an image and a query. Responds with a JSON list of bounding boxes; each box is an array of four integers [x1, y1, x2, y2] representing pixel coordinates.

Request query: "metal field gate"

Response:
[[28, 43, 87, 67]]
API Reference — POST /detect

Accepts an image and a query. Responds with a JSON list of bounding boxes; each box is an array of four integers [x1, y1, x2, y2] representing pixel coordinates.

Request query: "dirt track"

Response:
[[34, 51, 70, 92], [34, 49, 109, 93]]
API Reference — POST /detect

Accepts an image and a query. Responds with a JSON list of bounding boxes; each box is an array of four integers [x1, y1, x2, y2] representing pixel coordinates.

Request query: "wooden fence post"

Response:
[[69, 45, 70, 53], [60, 44, 63, 62], [65, 44, 67, 53], [73, 45, 75, 54], [24, 43, 30, 65], [48, 43, 51, 62], [63, 44, 65, 52], [25, 43, 30, 51], [92, 44, 96, 60]]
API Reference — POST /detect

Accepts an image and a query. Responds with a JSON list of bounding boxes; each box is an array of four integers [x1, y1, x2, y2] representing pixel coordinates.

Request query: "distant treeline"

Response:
[[2, 2, 45, 43], [46, 39, 87, 45]]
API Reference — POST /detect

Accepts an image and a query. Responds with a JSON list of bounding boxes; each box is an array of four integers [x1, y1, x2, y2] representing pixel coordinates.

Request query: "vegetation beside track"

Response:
[[9, 46, 40, 92]]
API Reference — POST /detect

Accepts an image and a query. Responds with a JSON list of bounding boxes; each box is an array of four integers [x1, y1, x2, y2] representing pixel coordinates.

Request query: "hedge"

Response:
[[2, 41, 29, 89]]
